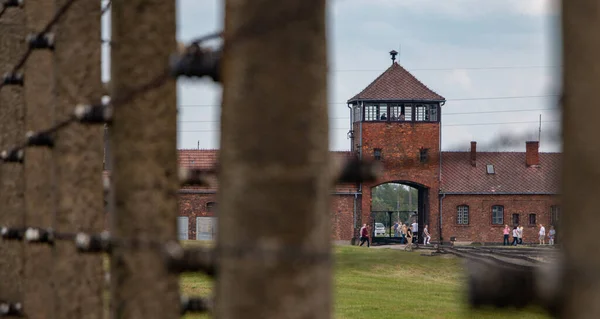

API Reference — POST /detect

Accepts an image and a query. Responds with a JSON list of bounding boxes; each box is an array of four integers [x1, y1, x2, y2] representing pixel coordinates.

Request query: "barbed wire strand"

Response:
[[0, 6, 7, 21], [0, 0, 80, 91]]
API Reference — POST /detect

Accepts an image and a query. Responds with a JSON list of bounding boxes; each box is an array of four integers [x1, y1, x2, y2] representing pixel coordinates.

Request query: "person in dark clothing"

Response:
[[359, 224, 370, 247]]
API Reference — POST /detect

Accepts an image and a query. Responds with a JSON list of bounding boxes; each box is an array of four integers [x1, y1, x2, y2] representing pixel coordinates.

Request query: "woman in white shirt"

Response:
[[423, 224, 431, 245], [511, 226, 519, 246]]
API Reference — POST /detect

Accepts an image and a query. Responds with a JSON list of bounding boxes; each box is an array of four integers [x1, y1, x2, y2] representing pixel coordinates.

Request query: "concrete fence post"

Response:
[[216, 0, 332, 318], [561, 0, 600, 318], [109, 0, 180, 318], [0, 3, 26, 314], [23, 1, 58, 318], [53, 1, 104, 318]]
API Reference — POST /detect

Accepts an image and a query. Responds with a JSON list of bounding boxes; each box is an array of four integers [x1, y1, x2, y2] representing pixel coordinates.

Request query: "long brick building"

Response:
[[175, 56, 561, 244]]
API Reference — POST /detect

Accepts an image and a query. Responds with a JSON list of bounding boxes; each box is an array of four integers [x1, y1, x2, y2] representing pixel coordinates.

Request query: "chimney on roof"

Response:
[[526, 141, 540, 167], [389, 50, 398, 64], [470, 141, 477, 167]]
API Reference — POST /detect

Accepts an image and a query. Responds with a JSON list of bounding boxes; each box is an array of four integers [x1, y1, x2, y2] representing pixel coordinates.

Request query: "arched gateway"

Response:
[[370, 181, 429, 244]]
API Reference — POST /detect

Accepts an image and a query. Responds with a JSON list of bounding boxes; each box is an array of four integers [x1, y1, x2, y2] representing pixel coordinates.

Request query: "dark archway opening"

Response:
[[370, 182, 429, 245]]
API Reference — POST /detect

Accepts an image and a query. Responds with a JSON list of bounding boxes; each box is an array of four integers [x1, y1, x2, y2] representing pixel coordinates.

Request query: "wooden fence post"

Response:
[[23, 1, 57, 318], [52, 1, 104, 318], [0, 3, 26, 312], [109, 0, 180, 318], [561, 1, 600, 318], [216, 0, 331, 318]]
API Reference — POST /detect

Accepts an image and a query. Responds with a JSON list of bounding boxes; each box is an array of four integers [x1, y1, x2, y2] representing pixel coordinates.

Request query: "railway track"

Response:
[[438, 245, 562, 311], [447, 246, 557, 264]]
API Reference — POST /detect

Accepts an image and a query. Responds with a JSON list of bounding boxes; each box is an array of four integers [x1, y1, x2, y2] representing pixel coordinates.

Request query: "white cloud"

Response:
[[445, 69, 474, 92], [507, 0, 559, 16], [338, 0, 558, 17]]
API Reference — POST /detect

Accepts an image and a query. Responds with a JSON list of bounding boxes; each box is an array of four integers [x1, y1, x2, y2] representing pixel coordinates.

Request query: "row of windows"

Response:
[[353, 103, 439, 123], [373, 148, 429, 163], [456, 205, 560, 226]]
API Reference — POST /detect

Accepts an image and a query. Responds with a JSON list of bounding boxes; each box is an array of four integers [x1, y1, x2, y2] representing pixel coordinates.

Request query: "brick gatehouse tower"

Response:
[[347, 51, 445, 243]]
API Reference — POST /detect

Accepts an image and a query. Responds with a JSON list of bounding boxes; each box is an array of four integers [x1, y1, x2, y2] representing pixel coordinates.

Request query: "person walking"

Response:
[[411, 220, 418, 244], [503, 225, 510, 246], [516, 225, 523, 245], [519, 226, 524, 245], [423, 224, 431, 245], [359, 224, 370, 247], [548, 226, 556, 245], [538, 224, 546, 245], [511, 226, 519, 246], [401, 224, 407, 244], [405, 227, 413, 251]]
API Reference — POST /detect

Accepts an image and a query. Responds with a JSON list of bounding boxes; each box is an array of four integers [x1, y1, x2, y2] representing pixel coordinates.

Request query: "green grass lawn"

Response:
[[179, 244, 550, 319]]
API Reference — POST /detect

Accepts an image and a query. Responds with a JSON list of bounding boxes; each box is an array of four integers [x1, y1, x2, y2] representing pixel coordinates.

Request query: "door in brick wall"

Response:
[[177, 216, 189, 240], [197, 217, 217, 240]]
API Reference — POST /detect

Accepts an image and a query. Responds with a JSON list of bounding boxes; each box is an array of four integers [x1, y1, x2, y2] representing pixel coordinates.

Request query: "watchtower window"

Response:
[[389, 105, 401, 121], [360, 103, 437, 122], [428, 105, 438, 121], [378, 104, 388, 120], [415, 104, 438, 122], [364, 104, 378, 121], [373, 148, 382, 160], [415, 104, 426, 121], [353, 105, 362, 122], [404, 104, 413, 121]]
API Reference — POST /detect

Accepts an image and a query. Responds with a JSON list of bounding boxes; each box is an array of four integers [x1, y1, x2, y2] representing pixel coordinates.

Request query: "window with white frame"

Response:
[[492, 205, 504, 225], [404, 104, 413, 121], [427, 104, 438, 121], [415, 104, 426, 121], [457, 205, 469, 225], [353, 105, 362, 122], [364, 104, 379, 121]]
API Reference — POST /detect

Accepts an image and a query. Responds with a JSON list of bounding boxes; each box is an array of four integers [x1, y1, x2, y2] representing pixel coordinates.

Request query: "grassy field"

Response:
[[180, 244, 550, 319]]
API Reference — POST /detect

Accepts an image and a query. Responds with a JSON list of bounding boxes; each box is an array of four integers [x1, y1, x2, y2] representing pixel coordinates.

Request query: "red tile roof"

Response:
[[348, 62, 445, 102], [441, 152, 561, 194], [177, 149, 360, 193], [179, 149, 218, 169]]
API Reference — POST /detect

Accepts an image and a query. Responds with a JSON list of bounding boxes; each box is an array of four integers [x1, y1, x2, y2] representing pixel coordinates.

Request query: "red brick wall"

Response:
[[330, 195, 357, 241], [178, 192, 358, 241], [357, 122, 441, 241], [178, 193, 217, 239], [441, 194, 560, 243]]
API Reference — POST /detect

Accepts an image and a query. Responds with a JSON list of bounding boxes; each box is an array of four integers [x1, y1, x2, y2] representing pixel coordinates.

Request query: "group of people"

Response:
[[502, 223, 556, 246], [379, 113, 406, 121], [358, 221, 431, 248]]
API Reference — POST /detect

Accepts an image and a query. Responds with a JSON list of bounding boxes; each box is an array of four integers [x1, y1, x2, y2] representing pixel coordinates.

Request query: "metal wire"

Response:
[[0, 0, 80, 91]]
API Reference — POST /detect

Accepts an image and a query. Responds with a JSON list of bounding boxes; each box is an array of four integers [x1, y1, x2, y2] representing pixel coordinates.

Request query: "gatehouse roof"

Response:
[[347, 62, 445, 103]]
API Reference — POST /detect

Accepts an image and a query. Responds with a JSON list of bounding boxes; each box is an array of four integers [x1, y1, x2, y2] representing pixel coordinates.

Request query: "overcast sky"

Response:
[[103, 0, 562, 153]]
